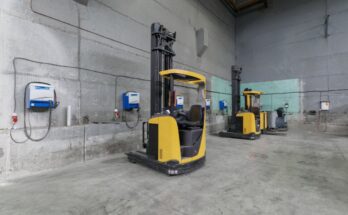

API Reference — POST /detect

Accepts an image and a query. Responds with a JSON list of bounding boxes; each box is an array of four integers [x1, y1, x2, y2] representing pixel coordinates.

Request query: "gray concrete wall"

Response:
[[236, 0, 348, 130], [0, 0, 235, 177]]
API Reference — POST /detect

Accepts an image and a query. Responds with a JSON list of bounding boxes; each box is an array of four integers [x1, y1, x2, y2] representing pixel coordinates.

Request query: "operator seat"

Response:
[[177, 105, 203, 128]]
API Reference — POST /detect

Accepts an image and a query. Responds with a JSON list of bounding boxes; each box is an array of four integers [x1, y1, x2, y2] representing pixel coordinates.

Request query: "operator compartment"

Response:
[[160, 70, 206, 158], [172, 105, 204, 157]]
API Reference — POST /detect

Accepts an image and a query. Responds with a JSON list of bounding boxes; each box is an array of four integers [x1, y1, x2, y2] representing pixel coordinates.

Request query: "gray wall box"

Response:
[[196, 28, 208, 57]]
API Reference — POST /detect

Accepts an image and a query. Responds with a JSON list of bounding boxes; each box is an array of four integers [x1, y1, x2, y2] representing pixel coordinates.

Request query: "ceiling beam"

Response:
[[74, 0, 88, 6], [222, 0, 268, 16]]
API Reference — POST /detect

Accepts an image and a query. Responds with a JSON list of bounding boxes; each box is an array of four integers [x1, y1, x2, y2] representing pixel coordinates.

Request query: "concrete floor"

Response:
[[1, 127, 348, 215]]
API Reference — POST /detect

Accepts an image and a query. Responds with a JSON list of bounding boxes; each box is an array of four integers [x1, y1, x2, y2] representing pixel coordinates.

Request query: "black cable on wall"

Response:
[[13, 57, 348, 116], [13, 0, 348, 124], [12, 57, 234, 111]]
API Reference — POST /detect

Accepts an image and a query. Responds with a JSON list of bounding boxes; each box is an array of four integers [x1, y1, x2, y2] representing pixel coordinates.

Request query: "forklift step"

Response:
[[262, 129, 287, 136], [126, 151, 205, 176], [218, 131, 260, 140]]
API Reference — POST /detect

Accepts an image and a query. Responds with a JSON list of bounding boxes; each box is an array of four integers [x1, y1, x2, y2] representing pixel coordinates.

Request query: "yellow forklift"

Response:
[[126, 23, 206, 175], [219, 66, 265, 140]]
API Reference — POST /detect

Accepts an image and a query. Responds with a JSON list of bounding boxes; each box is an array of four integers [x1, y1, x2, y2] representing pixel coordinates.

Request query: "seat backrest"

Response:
[[188, 105, 203, 122], [276, 107, 284, 117]]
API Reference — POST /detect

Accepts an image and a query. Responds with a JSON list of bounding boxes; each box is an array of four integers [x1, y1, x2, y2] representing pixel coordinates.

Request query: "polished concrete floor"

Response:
[[0, 127, 348, 215]]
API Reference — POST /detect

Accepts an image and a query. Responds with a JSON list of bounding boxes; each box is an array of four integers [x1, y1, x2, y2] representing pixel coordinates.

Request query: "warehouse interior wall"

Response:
[[236, 0, 348, 134], [0, 0, 235, 177]]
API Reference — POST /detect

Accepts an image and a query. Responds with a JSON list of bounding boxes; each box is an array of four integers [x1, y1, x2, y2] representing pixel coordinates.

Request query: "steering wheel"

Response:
[[176, 110, 187, 117]]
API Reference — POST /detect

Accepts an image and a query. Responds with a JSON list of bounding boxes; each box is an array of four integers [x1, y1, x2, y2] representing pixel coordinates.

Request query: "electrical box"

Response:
[[123, 92, 140, 110], [205, 99, 211, 110], [26, 83, 55, 109], [219, 100, 227, 111], [320, 101, 330, 111], [196, 28, 208, 57], [176, 95, 184, 109]]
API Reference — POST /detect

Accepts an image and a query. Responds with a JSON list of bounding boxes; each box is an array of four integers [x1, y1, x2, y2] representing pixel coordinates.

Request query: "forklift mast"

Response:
[[220, 66, 262, 139], [150, 23, 176, 116], [231, 66, 242, 123]]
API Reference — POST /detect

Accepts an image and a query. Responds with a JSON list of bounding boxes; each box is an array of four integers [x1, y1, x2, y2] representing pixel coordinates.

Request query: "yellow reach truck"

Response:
[[126, 23, 206, 176]]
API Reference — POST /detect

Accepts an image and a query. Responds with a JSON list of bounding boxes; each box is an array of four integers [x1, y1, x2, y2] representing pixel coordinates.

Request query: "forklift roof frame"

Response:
[[243, 90, 263, 96], [160, 69, 206, 86]]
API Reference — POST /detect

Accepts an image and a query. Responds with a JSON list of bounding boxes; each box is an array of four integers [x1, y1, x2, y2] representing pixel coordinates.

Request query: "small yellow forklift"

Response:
[[219, 66, 265, 140], [126, 23, 206, 175]]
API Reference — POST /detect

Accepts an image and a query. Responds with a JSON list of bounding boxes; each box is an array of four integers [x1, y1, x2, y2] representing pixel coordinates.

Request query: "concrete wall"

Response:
[[0, 0, 235, 177], [236, 0, 348, 130]]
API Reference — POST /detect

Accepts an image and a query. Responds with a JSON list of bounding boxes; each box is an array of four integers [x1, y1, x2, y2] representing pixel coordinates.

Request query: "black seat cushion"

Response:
[[177, 105, 203, 128], [188, 105, 203, 122]]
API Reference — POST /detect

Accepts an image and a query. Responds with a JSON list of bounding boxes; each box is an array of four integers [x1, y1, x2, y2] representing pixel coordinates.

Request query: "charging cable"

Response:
[[10, 82, 59, 143]]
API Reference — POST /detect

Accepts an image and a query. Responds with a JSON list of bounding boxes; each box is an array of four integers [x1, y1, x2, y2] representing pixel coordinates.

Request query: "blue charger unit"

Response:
[[26, 83, 56, 110], [205, 99, 211, 110], [176, 96, 184, 109], [219, 100, 227, 111], [123, 92, 140, 110]]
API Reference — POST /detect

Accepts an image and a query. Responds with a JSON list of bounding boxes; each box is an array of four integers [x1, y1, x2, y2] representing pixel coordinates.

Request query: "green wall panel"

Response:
[[241, 79, 300, 113], [211, 77, 300, 114], [211, 76, 231, 114]]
